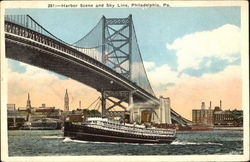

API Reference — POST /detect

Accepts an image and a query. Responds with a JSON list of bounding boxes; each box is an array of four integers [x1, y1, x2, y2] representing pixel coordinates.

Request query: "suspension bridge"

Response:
[[5, 14, 190, 125]]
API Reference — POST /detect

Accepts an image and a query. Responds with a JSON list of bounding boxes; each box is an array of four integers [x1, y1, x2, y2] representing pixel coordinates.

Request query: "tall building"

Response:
[[26, 93, 31, 109], [64, 89, 69, 112], [192, 101, 213, 126]]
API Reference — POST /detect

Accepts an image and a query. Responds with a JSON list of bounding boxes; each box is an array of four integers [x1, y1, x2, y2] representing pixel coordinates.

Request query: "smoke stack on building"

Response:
[[209, 101, 212, 110], [220, 100, 222, 110]]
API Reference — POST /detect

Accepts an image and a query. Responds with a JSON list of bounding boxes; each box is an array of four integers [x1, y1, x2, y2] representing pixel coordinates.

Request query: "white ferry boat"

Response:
[[64, 117, 176, 144]]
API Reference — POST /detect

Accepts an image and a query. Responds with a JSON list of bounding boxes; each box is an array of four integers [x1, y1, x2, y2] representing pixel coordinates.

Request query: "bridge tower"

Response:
[[101, 15, 132, 79], [100, 15, 134, 119]]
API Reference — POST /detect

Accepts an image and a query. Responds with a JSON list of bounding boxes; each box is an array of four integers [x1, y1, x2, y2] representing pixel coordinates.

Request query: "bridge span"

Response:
[[5, 15, 190, 125]]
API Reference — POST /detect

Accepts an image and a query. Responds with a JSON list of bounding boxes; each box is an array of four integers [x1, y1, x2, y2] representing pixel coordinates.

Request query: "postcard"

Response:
[[1, 1, 249, 162]]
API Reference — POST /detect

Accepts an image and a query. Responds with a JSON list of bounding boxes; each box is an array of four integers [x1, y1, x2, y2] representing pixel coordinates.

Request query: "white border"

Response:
[[1, 1, 249, 162]]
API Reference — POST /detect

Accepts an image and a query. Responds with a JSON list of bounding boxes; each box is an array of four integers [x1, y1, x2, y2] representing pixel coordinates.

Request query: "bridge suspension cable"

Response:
[[71, 15, 155, 96], [4, 15, 69, 45]]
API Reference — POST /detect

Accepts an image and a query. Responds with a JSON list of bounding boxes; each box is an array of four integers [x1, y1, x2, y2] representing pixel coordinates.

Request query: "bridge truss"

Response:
[[72, 15, 155, 116]]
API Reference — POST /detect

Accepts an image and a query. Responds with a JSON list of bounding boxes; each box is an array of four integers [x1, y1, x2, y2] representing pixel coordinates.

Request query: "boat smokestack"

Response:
[[220, 100, 222, 110], [209, 101, 212, 109]]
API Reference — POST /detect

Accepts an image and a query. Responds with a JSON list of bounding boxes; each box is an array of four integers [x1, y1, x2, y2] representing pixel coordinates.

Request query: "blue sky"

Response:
[[6, 7, 240, 78]]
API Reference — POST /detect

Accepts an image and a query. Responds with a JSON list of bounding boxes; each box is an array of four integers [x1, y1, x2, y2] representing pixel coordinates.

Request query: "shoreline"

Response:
[[177, 126, 243, 132], [213, 127, 243, 131]]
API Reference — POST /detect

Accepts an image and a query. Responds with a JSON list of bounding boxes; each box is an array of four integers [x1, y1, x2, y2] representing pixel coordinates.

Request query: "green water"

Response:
[[8, 129, 243, 156]]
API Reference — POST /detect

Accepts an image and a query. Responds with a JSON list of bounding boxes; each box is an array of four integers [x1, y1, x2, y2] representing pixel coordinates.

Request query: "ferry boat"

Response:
[[64, 117, 176, 144]]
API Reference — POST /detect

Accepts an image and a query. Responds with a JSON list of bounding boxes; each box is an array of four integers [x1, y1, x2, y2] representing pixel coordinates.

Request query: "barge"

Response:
[[64, 117, 176, 144]]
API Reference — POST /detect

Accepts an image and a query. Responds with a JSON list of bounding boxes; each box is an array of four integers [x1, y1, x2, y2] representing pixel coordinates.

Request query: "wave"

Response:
[[171, 141, 223, 146], [63, 137, 90, 143], [227, 150, 243, 155], [41, 135, 64, 139]]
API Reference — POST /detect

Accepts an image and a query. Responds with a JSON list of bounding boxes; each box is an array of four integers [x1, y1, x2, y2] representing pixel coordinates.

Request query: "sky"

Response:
[[6, 7, 242, 120]]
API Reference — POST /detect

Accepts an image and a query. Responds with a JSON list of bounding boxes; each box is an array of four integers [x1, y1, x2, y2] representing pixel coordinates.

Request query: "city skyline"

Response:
[[9, 90, 241, 114], [7, 7, 242, 120]]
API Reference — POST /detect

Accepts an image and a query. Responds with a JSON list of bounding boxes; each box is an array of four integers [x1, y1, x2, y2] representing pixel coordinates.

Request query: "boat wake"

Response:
[[63, 138, 223, 146], [63, 137, 167, 145], [41, 135, 64, 139], [172, 141, 223, 146]]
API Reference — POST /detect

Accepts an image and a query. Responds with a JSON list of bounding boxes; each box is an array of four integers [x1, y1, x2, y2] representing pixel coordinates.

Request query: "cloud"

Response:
[[146, 64, 178, 89], [143, 61, 155, 70], [166, 24, 240, 71], [156, 65, 242, 120], [143, 56, 241, 120]]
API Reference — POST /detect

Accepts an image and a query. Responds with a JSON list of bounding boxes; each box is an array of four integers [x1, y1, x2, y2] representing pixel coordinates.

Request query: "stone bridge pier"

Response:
[[157, 96, 172, 124], [129, 96, 172, 124]]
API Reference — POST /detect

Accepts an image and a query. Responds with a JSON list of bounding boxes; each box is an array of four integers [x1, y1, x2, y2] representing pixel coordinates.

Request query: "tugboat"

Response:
[[64, 117, 176, 144]]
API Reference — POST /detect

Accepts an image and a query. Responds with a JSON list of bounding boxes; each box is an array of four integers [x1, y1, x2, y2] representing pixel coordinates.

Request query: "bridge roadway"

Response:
[[5, 20, 190, 124]]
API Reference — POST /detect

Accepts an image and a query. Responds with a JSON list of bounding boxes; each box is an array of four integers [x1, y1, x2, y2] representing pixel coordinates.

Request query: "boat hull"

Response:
[[64, 122, 175, 144]]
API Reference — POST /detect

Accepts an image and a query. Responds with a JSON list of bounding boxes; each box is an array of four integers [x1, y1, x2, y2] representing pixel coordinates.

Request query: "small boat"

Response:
[[21, 118, 62, 130], [64, 117, 176, 144]]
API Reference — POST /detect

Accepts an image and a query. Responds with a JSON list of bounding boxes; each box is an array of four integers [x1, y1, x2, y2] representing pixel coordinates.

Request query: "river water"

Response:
[[8, 130, 243, 156]]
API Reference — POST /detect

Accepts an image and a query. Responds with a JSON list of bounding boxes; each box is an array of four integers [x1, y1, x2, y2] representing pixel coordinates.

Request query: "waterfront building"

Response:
[[7, 104, 27, 129], [7, 93, 63, 129], [18, 107, 28, 111], [31, 103, 61, 120], [7, 104, 16, 111], [213, 109, 243, 127], [192, 101, 213, 126], [64, 89, 69, 112], [192, 100, 243, 127], [36, 104, 55, 112]]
